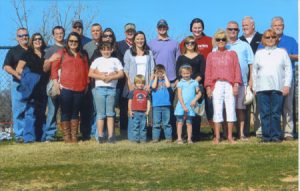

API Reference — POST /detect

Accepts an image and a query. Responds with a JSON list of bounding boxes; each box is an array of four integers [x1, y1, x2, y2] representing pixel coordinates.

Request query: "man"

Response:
[[72, 19, 91, 46], [271, 16, 298, 140], [226, 21, 254, 140], [3, 28, 29, 143], [239, 16, 262, 137], [42, 26, 65, 142], [117, 23, 136, 139], [81, 23, 102, 140]]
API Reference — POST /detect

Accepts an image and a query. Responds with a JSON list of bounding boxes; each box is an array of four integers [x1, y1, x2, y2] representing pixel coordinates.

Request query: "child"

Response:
[[128, 74, 151, 143], [151, 64, 172, 142], [175, 65, 202, 144], [88, 42, 124, 143]]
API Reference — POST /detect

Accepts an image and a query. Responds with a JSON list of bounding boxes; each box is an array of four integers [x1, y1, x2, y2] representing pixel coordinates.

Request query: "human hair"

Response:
[[190, 18, 206, 36], [242, 16, 255, 25], [16, 27, 28, 36], [261, 29, 279, 47], [92, 23, 102, 28], [100, 28, 117, 50], [212, 29, 229, 47], [179, 64, 192, 75], [29, 33, 47, 51], [181, 36, 198, 54], [271, 16, 284, 26], [154, 64, 165, 73], [52, 26, 65, 35], [134, 74, 146, 85], [227, 21, 239, 28], [99, 42, 113, 50], [130, 31, 149, 56], [65, 32, 86, 59]]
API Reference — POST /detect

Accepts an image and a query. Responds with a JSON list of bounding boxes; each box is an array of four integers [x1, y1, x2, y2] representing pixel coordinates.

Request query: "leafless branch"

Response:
[[20, 0, 28, 30], [11, 0, 24, 27]]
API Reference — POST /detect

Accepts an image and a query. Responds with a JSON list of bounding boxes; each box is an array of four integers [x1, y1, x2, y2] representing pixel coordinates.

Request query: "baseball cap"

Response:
[[124, 23, 136, 32], [157, 19, 168, 27], [72, 19, 83, 28]]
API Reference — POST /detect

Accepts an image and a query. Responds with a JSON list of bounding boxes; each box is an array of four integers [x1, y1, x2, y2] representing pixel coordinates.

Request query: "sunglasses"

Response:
[[17, 34, 29, 38], [265, 36, 277, 39], [185, 41, 196, 46], [215, 38, 227, 42], [68, 40, 79, 43], [33, 38, 42, 42], [73, 25, 82, 29], [103, 34, 113, 38], [227, 28, 239, 32]]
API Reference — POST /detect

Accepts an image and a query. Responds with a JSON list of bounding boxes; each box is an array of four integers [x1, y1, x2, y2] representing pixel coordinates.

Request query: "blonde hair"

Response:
[[212, 29, 229, 47], [261, 29, 279, 46], [134, 74, 145, 84], [179, 64, 192, 75]]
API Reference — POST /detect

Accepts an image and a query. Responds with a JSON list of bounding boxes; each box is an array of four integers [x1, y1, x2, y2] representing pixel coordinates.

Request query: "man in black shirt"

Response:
[[3, 28, 29, 142]]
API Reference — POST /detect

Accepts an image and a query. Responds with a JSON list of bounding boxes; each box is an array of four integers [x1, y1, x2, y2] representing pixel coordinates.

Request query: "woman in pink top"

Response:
[[205, 29, 242, 144]]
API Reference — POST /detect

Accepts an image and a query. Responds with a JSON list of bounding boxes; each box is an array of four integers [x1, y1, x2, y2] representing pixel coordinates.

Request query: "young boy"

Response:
[[88, 42, 124, 143], [151, 64, 172, 142], [128, 75, 151, 143]]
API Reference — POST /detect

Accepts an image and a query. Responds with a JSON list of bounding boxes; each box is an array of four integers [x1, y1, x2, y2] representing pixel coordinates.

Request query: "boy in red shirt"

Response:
[[128, 75, 151, 143]]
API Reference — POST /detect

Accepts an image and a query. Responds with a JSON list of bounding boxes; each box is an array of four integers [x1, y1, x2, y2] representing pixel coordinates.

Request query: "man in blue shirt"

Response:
[[272, 16, 298, 140], [72, 19, 91, 46]]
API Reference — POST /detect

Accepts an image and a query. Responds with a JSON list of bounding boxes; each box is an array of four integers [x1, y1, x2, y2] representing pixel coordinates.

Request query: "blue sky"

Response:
[[0, 0, 298, 45]]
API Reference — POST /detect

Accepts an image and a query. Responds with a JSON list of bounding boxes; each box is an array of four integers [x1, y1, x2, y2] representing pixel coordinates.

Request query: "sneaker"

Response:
[[284, 136, 294, 141], [15, 138, 24, 143], [165, 139, 172, 143], [152, 139, 159, 143], [107, 137, 115, 144], [98, 136, 105, 144]]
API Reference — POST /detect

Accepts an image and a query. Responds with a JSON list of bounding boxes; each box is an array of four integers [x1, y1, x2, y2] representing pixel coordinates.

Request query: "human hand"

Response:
[[282, 86, 289, 96], [49, 53, 61, 63], [233, 85, 239, 96], [128, 110, 134, 117], [190, 100, 197, 107], [206, 88, 212, 98]]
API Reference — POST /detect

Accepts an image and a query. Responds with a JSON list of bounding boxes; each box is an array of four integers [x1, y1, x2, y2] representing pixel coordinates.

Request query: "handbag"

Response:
[[243, 85, 254, 105], [192, 98, 205, 116], [46, 54, 63, 98]]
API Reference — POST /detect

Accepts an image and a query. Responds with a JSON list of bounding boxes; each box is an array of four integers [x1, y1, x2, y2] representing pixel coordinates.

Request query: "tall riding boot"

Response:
[[61, 121, 71, 143], [70, 119, 79, 143]]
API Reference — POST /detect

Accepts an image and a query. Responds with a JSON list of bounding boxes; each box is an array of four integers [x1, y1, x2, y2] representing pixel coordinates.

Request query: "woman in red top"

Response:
[[51, 32, 89, 143], [205, 29, 242, 144]]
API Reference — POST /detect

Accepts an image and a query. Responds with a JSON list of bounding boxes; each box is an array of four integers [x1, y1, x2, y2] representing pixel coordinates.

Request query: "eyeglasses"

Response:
[[68, 40, 79, 44], [17, 34, 29, 38], [185, 41, 196, 46], [215, 38, 227, 42], [33, 38, 42, 42], [264, 36, 277, 39], [103, 34, 113, 38], [227, 28, 239, 32], [73, 25, 82, 29]]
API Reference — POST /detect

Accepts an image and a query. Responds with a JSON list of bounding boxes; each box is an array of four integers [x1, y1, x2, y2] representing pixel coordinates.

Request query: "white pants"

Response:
[[212, 81, 237, 123]]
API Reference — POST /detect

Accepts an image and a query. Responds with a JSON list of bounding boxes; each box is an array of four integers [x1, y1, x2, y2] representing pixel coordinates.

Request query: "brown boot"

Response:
[[61, 121, 71, 143], [70, 119, 79, 143]]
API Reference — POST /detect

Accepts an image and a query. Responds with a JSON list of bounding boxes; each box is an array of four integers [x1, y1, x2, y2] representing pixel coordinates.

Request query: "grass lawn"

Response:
[[0, 134, 298, 191]]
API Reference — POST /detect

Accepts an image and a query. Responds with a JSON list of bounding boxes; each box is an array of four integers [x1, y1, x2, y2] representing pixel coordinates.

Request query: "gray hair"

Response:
[[271, 16, 284, 25], [242, 16, 255, 25]]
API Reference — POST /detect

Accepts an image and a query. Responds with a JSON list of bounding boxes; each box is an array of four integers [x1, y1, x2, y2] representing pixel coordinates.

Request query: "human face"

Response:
[[125, 29, 135, 40], [264, 33, 277, 47], [102, 32, 113, 43], [185, 40, 196, 51], [68, 35, 79, 51], [157, 25, 168, 36], [226, 23, 239, 40], [181, 68, 191, 80], [91, 25, 102, 41], [73, 24, 83, 35], [242, 19, 254, 37], [215, 35, 227, 50], [191, 22, 203, 38], [53, 28, 64, 43], [135, 81, 145, 89], [32, 35, 43, 49], [134, 34, 145, 49], [100, 47, 113, 58], [272, 19, 284, 36], [156, 70, 165, 80], [17, 29, 29, 46]]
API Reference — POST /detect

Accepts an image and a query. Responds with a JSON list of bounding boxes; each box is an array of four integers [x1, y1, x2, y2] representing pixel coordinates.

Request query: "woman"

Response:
[[176, 36, 205, 141], [205, 29, 242, 144], [51, 32, 89, 143], [253, 29, 292, 142], [122, 31, 155, 140], [16, 33, 48, 143]]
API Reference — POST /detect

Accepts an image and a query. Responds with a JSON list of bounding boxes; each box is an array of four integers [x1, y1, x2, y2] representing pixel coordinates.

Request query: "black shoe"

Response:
[[272, 138, 283, 143], [98, 136, 105, 144], [259, 139, 271, 143], [107, 137, 115, 144], [15, 138, 24, 143]]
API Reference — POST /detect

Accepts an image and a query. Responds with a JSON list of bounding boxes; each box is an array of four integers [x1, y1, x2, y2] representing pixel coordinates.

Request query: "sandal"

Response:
[[228, 138, 236, 144], [177, 139, 184, 144], [213, 138, 220, 144]]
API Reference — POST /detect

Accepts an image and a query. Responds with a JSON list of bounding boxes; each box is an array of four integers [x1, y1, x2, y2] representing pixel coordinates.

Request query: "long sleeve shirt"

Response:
[[204, 50, 242, 90], [252, 47, 292, 92]]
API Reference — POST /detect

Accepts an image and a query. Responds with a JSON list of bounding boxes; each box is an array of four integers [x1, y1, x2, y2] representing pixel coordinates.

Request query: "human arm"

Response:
[[103, 70, 124, 83], [164, 73, 171, 88], [128, 99, 134, 117], [282, 50, 293, 96], [4, 65, 21, 80], [151, 74, 158, 89], [190, 86, 202, 107], [248, 64, 253, 90], [177, 87, 188, 113], [146, 100, 151, 116], [16, 60, 26, 76], [43, 53, 61, 72]]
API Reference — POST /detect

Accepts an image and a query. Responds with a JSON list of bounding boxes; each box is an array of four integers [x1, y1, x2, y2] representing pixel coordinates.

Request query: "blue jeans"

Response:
[[152, 106, 172, 140], [131, 111, 147, 142], [93, 87, 116, 120], [42, 96, 59, 141], [257, 91, 283, 141], [60, 88, 84, 121], [11, 80, 26, 139]]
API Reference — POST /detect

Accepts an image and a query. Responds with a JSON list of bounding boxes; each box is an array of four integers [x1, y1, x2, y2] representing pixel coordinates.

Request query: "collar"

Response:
[[126, 38, 133, 46]]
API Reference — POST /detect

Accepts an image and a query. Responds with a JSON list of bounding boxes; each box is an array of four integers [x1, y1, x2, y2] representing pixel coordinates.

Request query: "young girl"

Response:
[[174, 65, 202, 144], [88, 42, 124, 143]]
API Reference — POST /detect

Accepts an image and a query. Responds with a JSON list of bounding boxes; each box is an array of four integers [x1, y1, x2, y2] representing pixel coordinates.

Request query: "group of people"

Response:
[[3, 16, 298, 144]]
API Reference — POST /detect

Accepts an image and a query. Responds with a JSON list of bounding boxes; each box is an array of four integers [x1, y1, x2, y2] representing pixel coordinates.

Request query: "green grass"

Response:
[[0, 137, 298, 191]]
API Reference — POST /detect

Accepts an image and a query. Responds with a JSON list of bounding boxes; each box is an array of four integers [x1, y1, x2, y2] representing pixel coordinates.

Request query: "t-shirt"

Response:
[[135, 55, 147, 76], [128, 89, 148, 111], [180, 36, 213, 59], [150, 79, 171, 107], [90, 57, 123, 87], [44, 44, 64, 59]]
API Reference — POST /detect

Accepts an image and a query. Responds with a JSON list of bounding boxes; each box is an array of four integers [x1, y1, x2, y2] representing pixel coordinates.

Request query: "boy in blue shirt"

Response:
[[151, 64, 172, 142]]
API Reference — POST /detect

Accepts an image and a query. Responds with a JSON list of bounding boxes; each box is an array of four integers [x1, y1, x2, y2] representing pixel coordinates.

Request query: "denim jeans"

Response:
[[42, 96, 59, 141], [131, 111, 147, 142], [80, 87, 95, 139], [60, 88, 84, 121], [152, 106, 172, 140], [93, 87, 116, 120], [257, 90, 283, 141], [11, 80, 26, 139]]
